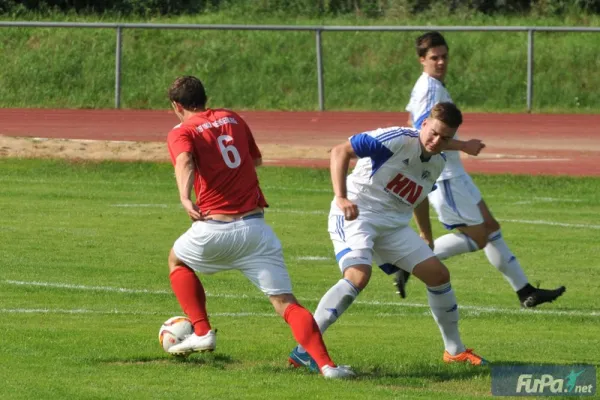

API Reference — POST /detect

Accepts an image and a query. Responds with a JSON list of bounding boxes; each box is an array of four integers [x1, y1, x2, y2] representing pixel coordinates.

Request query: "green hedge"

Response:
[[1, 0, 600, 16]]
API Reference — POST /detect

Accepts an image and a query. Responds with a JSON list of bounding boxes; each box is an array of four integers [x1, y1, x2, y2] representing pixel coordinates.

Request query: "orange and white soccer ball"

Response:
[[158, 316, 193, 352]]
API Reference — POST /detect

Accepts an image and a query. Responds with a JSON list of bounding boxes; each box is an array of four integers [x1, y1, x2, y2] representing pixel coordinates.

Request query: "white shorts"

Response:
[[328, 211, 434, 275], [172, 214, 292, 296], [428, 174, 484, 229]]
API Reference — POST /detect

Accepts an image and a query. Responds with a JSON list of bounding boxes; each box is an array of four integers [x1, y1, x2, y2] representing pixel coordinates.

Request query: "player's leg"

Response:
[[167, 222, 221, 355], [393, 176, 484, 298], [269, 293, 353, 378], [379, 226, 486, 365], [478, 200, 566, 307], [313, 262, 368, 331], [238, 218, 354, 378], [288, 260, 366, 374], [290, 215, 375, 370], [310, 214, 375, 334], [411, 256, 487, 365], [431, 175, 487, 258], [168, 250, 212, 337]]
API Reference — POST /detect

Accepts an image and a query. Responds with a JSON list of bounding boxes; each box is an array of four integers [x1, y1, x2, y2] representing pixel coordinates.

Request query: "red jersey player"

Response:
[[164, 76, 353, 379]]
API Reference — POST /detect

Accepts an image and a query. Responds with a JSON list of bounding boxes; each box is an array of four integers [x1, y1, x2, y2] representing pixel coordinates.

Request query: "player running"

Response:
[[164, 75, 354, 379], [393, 31, 565, 307], [289, 102, 488, 370]]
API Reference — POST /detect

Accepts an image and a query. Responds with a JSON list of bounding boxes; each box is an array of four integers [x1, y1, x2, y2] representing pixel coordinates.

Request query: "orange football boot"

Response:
[[443, 348, 488, 365]]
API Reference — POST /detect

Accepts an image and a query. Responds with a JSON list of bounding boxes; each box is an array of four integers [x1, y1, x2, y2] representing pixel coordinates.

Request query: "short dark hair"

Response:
[[416, 31, 448, 58], [168, 76, 207, 110], [430, 102, 463, 129]]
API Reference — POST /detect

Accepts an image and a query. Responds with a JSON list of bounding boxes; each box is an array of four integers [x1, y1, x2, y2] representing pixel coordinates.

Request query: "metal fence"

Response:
[[3, 21, 600, 111]]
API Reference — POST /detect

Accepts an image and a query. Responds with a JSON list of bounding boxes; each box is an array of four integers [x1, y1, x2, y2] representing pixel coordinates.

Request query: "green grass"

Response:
[[1, 12, 600, 112], [0, 158, 599, 399]]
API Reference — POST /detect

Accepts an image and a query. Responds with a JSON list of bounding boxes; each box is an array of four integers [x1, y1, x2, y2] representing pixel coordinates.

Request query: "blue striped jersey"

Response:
[[333, 126, 445, 225]]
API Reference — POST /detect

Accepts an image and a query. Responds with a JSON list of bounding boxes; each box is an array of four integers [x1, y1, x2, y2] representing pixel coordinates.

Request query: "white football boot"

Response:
[[321, 365, 356, 379], [168, 330, 216, 356]]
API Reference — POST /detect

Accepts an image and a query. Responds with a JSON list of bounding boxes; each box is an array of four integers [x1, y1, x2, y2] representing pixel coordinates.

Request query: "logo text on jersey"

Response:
[[196, 117, 238, 133], [385, 173, 423, 205]]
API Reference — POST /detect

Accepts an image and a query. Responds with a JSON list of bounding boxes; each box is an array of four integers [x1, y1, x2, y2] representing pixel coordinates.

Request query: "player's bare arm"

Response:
[[174, 151, 203, 221], [446, 138, 485, 156], [254, 157, 263, 167], [330, 141, 359, 221], [413, 197, 434, 249]]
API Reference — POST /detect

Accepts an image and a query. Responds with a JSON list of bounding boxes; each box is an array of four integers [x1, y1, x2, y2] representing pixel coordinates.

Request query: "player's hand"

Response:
[[181, 199, 203, 221], [335, 197, 359, 221], [420, 232, 434, 250], [462, 139, 486, 156]]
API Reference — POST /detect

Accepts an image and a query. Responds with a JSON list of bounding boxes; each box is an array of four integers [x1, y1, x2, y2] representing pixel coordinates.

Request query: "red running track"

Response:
[[1, 109, 599, 176]]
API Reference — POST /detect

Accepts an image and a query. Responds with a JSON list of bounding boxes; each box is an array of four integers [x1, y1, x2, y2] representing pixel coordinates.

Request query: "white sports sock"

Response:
[[427, 282, 465, 356], [484, 230, 529, 291], [296, 278, 359, 354], [433, 233, 479, 260]]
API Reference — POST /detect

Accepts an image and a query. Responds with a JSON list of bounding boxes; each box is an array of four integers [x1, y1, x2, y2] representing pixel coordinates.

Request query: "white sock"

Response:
[[427, 282, 465, 355], [434, 233, 479, 260], [296, 278, 359, 354], [484, 230, 529, 291]]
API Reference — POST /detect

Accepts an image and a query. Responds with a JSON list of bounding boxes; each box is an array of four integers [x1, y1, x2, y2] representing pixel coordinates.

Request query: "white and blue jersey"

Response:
[[406, 72, 465, 180], [330, 126, 445, 226]]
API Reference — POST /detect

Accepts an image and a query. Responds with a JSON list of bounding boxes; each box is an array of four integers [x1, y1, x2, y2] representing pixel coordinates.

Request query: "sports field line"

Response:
[[497, 219, 600, 229], [266, 209, 600, 230], [4, 280, 599, 318], [108, 204, 600, 230], [0, 308, 277, 317], [110, 204, 600, 229]]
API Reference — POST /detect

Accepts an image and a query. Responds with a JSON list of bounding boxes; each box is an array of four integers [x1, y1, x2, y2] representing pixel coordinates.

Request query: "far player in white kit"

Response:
[[289, 102, 488, 369], [396, 31, 565, 307]]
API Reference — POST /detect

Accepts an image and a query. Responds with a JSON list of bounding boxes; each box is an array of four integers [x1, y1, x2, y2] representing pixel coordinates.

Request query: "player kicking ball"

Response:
[[289, 102, 487, 371], [164, 75, 353, 379], [393, 31, 565, 307]]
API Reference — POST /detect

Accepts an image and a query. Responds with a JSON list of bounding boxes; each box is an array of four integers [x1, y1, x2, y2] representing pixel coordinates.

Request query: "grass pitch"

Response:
[[0, 158, 598, 399]]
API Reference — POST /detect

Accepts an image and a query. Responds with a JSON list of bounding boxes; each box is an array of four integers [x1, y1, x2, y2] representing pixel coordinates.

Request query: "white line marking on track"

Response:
[[295, 256, 330, 261], [4, 280, 598, 318]]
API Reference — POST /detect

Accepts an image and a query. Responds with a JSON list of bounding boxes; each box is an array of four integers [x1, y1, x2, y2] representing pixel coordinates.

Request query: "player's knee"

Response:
[[430, 264, 451, 286], [485, 218, 501, 235], [471, 234, 488, 250], [269, 293, 297, 316], [413, 257, 450, 287], [168, 248, 187, 273], [343, 265, 371, 290]]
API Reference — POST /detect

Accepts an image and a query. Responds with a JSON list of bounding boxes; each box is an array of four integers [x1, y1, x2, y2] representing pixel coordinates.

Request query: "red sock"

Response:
[[284, 303, 335, 369], [169, 267, 211, 336]]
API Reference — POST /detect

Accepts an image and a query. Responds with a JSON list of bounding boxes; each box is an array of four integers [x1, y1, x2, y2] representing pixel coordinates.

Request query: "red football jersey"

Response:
[[167, 108, 268, 215]]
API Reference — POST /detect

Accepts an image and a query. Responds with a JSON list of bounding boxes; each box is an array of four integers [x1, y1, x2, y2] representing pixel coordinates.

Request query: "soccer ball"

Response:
[[158, 316, 193, 352]]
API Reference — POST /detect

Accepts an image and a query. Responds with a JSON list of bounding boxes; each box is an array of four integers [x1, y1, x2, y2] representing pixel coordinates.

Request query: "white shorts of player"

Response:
[[428, 174, 484, 229], [328, 209, 434, 275], [173, 214, 292, 296]]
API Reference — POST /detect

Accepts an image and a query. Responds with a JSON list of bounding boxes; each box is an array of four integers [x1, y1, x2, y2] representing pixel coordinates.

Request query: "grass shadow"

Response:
[[99, 352, 237, 369], [354, 362, 491, 383]]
